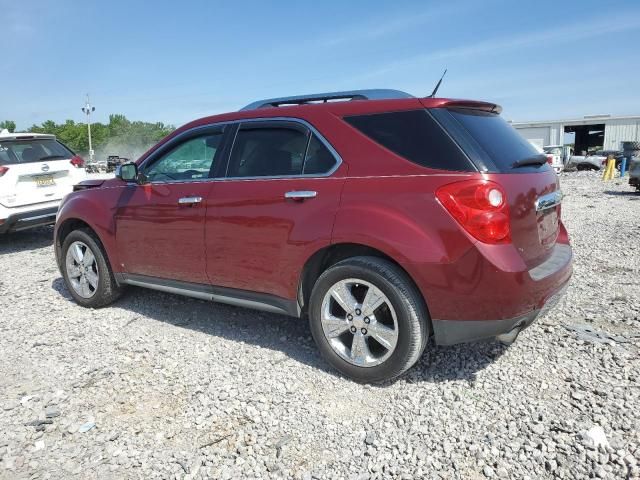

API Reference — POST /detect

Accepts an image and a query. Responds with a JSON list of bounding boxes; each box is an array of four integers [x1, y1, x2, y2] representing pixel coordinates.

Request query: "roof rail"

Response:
[[240, 89, 414, 111]]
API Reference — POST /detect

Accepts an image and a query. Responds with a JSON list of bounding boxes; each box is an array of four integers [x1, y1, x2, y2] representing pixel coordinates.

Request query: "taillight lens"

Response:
[[546, 154, 553, 165], [0, 165, 8, 177], [436, 179, 511, 244], [70, 155, 85, 168]]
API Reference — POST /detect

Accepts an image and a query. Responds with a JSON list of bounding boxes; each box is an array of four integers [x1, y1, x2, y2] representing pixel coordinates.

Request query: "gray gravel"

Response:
[[1, 172, 639, 479]]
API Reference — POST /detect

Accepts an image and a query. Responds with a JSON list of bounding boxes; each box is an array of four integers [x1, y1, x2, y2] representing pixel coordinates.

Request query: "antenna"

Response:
[[428, 69, 447, 98]]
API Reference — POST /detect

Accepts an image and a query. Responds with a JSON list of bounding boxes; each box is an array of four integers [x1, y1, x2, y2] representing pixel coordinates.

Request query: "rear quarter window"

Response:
[[344, 110, 475, 172]]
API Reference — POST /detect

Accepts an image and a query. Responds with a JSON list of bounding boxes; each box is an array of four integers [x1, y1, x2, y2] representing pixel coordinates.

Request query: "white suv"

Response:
[[0, 130, 87, 233]]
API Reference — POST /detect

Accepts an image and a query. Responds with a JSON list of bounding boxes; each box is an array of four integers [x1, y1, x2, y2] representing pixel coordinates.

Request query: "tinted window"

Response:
[[144, 132, 223, 182], [0, 139, 74, 165], [227, 126, 308, 177], [447, 108, 543, 170], [344, 110, 473, 171], [303, 135, 337, 174]]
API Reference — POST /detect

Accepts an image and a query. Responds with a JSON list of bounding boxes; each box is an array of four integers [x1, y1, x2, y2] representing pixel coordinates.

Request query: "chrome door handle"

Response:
[[284, 191, 317, 200], [178, 196, 203, 205]]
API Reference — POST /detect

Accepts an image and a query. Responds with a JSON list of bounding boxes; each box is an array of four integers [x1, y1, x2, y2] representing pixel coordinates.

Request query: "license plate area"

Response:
[[537, 208, 559, 247], [33, 175, 55, 187]]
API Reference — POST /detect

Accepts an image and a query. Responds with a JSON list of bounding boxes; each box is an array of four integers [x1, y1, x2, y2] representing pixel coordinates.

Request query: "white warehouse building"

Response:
[[511, 114, 640, 155]]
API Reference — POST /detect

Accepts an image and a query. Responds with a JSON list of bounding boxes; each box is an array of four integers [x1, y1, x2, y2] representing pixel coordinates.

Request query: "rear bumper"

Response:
[[432, 281, 569, 345], [0, 206, 58, 233], [405, 232, 573, 344]]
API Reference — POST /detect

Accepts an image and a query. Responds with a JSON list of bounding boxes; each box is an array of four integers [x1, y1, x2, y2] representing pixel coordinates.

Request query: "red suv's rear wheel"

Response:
[[309, 256, 429, 383]]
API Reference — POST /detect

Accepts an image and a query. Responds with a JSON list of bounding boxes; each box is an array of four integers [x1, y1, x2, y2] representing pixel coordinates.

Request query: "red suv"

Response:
[[54, 90, 572, 383]]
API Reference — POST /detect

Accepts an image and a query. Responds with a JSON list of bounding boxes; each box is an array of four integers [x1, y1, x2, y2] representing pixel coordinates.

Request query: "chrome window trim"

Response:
[[301, 129, 313, 174], [224, 117, 342, 180], [139, 117, 342, 185]]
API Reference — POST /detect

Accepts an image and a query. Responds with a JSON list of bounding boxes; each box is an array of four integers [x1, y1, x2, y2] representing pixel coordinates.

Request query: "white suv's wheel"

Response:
[[309, 256, 429, 383]]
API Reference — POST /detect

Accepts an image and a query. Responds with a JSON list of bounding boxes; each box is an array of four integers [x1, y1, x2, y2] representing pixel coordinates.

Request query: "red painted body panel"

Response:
[[55, 184, 125, 272], [332, 168, 569, 322], [403, 222, 571, 322], [205, 172, 346, 299], [113, 182, 214, 283]]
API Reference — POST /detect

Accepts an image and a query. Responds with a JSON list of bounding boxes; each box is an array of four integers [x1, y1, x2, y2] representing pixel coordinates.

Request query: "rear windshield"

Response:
[[0, 139, 74, 165], [445, 108, 546, 171], [344, 110, 474, 171]]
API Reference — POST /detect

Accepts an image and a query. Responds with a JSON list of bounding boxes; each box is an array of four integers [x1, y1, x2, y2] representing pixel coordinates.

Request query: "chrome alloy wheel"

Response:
[[320, 278, 399, 367], [65, 241, 99, 298]]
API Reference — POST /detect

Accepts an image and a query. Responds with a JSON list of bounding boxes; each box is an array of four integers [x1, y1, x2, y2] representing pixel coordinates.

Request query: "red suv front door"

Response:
[[204, 121, 345, 300], [114, 127, 226, 284]]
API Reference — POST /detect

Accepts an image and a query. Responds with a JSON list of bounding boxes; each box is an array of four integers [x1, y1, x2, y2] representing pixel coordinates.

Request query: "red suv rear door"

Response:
[[204, 120, 345, 300], [114, 126, 228, 283]]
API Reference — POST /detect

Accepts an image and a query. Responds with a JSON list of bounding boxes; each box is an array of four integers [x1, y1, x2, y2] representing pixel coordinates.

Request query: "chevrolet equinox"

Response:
[[54, 89, 572, 383]]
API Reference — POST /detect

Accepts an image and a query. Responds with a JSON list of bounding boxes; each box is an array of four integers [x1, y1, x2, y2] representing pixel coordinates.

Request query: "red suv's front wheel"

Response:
[[61, 228, 123, 308], [309, 256, 430, 383]]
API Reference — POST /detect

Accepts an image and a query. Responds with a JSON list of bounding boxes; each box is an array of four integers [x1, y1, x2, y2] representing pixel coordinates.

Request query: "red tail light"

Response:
[[436, 179, 511, 244], [0, 165, 8, 177], [70, 155, 85, 168], [546, 154, 553, 165]]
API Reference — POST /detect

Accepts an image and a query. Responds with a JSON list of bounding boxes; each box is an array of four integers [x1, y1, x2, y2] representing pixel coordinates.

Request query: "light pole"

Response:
[[81, 94, 95, 161]]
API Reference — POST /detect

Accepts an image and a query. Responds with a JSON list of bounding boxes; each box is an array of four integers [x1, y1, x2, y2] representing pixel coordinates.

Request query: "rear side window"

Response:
[[227, 125, 308, 177], [446, 108, 543, 170], [0, 139, 74, 165], [303, 135, 337, 174], [344, 110, 474, 171]]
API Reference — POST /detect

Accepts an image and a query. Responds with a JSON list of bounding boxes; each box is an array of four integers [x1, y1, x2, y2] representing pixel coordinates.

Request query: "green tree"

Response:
[[0, 120, 16, 133], [27, 115, 175, 159]]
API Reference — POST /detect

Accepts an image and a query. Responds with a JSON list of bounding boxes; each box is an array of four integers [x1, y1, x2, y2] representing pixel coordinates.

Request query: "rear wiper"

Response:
[[39, 155, 67, 161], [512, 155, 547, 168]]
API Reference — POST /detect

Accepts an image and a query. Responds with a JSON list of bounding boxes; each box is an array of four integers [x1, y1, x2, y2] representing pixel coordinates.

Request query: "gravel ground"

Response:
[[0, 172, 638, 479]]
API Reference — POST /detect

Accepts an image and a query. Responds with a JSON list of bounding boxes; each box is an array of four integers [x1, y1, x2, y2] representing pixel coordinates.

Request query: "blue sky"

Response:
[[2, 0, 640, 129]]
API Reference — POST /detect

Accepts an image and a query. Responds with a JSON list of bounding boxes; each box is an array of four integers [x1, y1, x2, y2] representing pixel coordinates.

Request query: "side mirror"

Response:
[[116, 162, 139, 183]]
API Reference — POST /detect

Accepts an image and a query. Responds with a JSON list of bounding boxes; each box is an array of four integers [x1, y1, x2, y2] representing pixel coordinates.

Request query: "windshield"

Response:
[[0, 139, 74, 165]]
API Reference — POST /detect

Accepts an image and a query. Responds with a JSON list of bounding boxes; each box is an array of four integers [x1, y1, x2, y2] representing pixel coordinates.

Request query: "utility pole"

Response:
[[81, 94, 96, 161]]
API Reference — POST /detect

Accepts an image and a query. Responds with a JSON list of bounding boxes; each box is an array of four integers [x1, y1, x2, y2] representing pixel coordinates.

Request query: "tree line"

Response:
[[0, 116, 175, 161]]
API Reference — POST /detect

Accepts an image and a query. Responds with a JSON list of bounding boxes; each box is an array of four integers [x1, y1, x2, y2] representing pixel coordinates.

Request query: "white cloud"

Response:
[[354, 11, 640, 81], [316, 1, 481, 48]]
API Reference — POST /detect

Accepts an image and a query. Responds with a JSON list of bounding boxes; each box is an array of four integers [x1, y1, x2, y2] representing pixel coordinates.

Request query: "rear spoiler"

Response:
[[421, 98, 502, 114]]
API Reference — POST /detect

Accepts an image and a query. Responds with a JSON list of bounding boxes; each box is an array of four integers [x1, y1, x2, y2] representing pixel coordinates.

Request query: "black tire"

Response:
[[577, 163, 599, 171], [61, 228, 123, 308], [308, 256, 430, 383]]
